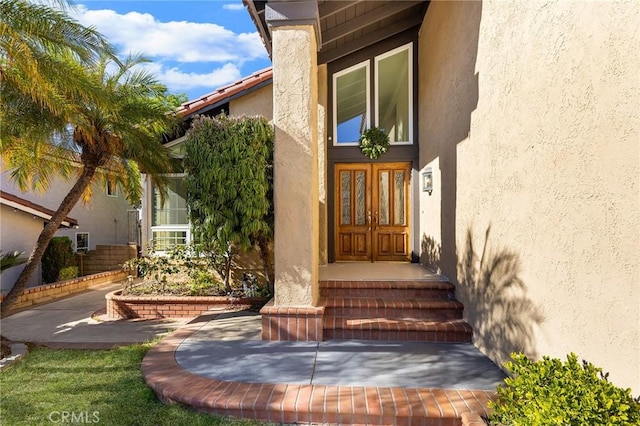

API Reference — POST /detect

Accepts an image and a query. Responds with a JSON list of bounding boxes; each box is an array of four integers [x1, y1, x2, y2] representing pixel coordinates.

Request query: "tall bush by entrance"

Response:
[[184, 114, 274, 293]]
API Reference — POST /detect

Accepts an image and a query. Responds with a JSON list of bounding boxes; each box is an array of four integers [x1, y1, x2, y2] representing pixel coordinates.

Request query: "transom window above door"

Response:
[[332, 43, 413, 146]]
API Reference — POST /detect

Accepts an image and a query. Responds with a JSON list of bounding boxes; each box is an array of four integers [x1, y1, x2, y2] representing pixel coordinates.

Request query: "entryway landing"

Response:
[[143, 310, 505, 425], [319, 262, 446, 281]]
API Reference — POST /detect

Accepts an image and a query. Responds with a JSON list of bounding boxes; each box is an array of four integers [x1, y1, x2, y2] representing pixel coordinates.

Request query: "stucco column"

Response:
[[260, 1, 324, 341]]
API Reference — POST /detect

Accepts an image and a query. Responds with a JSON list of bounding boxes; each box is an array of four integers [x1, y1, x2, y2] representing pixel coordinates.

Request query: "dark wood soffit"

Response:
[[244, 1, 428, 64], [321, 1, 421, 46], [319, 14, 422, 64]]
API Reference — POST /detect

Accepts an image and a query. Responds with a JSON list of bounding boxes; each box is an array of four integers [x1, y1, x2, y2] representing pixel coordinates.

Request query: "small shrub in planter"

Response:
[[42, 237, 77, 283], [489, 353, 640, 425]]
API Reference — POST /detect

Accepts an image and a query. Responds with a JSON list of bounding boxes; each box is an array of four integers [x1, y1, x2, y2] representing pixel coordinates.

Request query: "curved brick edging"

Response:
[[106, 291, 266, 320], [142, 328, 496, 425], [0, 270, 127, 310]]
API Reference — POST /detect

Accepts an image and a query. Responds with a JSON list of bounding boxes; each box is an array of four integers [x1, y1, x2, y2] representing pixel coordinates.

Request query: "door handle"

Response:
[[374, 211, 379, 231], [367, 210, 372, 231]]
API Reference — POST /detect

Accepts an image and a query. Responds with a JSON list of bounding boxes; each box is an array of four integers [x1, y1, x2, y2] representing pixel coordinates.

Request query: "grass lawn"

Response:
[[0, 343, 264, 426]]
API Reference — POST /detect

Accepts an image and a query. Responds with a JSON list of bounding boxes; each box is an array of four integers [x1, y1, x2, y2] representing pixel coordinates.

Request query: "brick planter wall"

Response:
[[0, 270, 127, 310], [260, 299, 325, 341], [106, 291, 266, 320]]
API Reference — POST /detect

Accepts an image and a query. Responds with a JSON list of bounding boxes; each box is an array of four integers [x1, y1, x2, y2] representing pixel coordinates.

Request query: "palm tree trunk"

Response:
[[0, 164, 99, 318]]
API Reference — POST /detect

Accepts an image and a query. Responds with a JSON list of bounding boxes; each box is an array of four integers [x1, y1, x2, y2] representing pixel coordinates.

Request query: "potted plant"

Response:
[[359, 127, 390, 159]]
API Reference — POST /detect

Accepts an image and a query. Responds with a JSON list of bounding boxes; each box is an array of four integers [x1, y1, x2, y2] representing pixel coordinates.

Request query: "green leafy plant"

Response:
[[359, 127, 390, 159], [58, 266, 78, 281], [184, 113, 274, 293], [489, 353, 640, 425], [41, 237, 77, 283], [121, 243, 244, 296]]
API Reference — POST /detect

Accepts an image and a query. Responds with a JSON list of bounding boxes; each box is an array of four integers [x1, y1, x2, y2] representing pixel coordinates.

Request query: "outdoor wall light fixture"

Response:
[[422, 168, 433, 195]]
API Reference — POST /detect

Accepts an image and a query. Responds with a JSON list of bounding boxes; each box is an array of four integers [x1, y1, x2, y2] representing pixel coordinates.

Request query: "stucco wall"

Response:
[[418, 0, 639, 392], [0, 205, 43, 290], [1, 167, 134, 251], [229, 84, 274, 119], [272, 24, 320, 307], [1, 166, 133, 291]]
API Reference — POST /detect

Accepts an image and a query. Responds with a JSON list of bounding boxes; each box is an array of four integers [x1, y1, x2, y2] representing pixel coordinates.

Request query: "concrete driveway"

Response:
[[0, 284, 190, 347]]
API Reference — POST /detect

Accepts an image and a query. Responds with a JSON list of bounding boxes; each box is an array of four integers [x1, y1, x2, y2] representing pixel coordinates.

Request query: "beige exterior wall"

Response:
[[229, 84, 274, 119], [1, 168, 134, 251], [0, 205, 43, 290], [272, 24, 320, 307], [1, 164, 134, 290], [418, 0, 639, 392]]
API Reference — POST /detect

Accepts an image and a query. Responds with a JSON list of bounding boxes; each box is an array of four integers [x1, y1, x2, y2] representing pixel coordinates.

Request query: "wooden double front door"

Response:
[[335, 162, 411, 262]]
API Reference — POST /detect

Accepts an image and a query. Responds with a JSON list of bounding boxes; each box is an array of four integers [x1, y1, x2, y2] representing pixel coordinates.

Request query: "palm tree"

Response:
[[0, 0, 115, 117], [0, 50, 178, 317]]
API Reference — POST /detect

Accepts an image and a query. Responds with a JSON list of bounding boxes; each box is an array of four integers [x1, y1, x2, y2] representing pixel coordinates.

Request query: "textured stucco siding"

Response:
[[0, 205, 43, 290], [1, 167, 134, 290], [418, 0, 639, 392], [229, 84, 274, 119], [272, 24, 320, 306], [1, 169, 133, 251]]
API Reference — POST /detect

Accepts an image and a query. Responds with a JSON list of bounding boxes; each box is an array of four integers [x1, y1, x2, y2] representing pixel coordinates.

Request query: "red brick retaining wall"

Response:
[[106, 291, 266, 320]]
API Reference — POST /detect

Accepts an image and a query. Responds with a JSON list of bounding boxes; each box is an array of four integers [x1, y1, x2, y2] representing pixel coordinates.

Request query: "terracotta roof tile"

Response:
[[176, 67, 273, 117]]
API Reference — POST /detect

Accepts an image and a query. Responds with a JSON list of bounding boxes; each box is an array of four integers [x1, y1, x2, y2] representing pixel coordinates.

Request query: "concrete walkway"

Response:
[[176, 311, 505, 390], [0, 283, 190, 347], [1, 281, 506, 424], [143, 311, 505, 425]]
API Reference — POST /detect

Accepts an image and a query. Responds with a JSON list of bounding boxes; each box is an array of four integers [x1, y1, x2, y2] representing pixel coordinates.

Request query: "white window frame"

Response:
[[150, 173, 190, 255], [332, 60, 370, 146], [374, 42, 413, 145], [150, 227, 190, 255], [75, 232, 89, 253]]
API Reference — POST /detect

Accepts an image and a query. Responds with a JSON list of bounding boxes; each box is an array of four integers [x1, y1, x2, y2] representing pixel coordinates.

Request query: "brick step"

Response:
[[321, 297, 464, 321], [324, 317, 472, 342], [319, 280, 454, 299]]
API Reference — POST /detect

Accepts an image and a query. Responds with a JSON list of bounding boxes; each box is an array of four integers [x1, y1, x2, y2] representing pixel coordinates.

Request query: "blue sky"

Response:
[[71, 1, 272, 101]]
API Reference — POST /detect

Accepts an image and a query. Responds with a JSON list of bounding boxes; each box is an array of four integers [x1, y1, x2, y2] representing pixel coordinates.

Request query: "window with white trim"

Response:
[[76, 232, 89, 253], [151, 175, 189, 253], [332, 43, 413, 146], [333, 61, 370, 145], [375, 44, 412, 144]]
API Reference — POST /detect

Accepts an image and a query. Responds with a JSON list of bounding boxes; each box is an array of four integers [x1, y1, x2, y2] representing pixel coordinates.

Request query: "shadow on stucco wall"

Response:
[[456, 225, 545, 366], [420, 234, 442, 274], [419, 0, 482, 280]]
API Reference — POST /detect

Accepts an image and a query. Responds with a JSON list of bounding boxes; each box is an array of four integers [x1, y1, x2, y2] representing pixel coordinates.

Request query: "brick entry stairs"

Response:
[[320, 279, 473, 343]]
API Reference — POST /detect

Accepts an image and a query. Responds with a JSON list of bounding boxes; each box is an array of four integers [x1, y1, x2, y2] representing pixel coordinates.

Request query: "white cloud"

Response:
[[71, 6, 267, 64], [222, 3, 245, 11], [142, 62, 242, 92]]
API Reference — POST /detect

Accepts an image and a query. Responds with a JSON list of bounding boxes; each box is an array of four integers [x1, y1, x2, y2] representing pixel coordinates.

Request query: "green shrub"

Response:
[[189, 271, 222, 296], [58, 266, 79, 281], [42, 237, 77, 283], [489, 353, 640, 425]]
